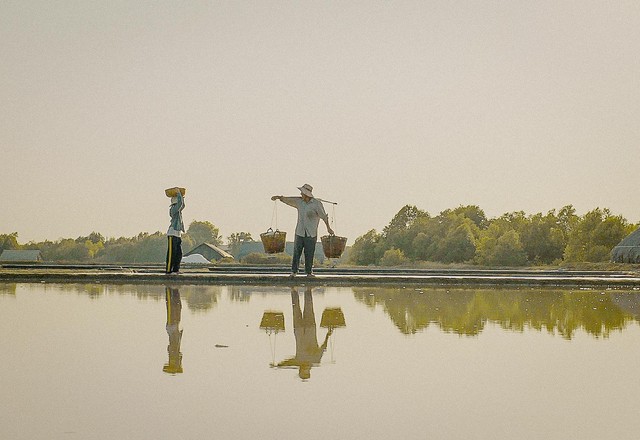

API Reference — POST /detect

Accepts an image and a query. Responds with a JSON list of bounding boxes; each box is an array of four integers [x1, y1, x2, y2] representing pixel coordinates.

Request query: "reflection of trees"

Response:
[[46, 284, 327, 308], [51, 283, 159, 299], [0, 283, 17, 295], [181, 286, 220, 312], [27, 284, 220, 313], [84, 284, 104, 298], [229, 286, 253, 302], [353, 287, 639, 339], [229, 286, 324, 302]]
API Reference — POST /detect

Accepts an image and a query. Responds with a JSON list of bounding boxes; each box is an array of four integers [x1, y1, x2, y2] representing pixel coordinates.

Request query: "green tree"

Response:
[[227, 232, 255, 257], [476, 223, 527, 266], [88, 232, 105, 244], [518, 211, 566, 264], [0, 232, 20, 250], [184, 221, 221, 246], [564, 208, 634, 262], [498, 211, 528, 232], [84, 240, 104, 259], [429, 213, 481, 262], [349, 229, 381, 265], [438, 221, 477, 263], [447, 205, 488, 229], [132, 232, 167, 263], [381, 205, 429, 255], [383, 205, 428, 236], [403, 216, 436, 260], [557, 205, 579, 240], [43, 238, 90, 262], [412, 231, 436, 261], [98, 232, 166, 263], [379, 248, 408, 266]]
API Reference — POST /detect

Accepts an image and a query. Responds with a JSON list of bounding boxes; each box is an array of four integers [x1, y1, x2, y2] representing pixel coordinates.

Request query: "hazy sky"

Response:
[[2, 1, 639, 244]]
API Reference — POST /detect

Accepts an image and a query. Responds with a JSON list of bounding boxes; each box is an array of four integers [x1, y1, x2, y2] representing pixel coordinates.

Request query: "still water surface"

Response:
[[2, 282, 640, 440]]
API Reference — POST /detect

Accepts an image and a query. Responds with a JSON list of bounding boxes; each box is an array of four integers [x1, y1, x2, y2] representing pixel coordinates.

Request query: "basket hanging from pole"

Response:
[[320, 235, 347, 258], [260, 201, 286, 253], [320, 202, 346, 258], [260, 228, 286, 254]]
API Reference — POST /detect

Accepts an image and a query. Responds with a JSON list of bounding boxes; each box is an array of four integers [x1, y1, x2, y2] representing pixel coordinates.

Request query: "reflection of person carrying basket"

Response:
[[163, 286, 183, 374], [276, 287, 331, 380], [271, 184, 334, 277]]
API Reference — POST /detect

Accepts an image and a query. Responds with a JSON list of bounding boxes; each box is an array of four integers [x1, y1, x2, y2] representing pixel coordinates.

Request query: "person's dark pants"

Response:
[[166, 236, 182, 274], [292, 234, 316, 275]]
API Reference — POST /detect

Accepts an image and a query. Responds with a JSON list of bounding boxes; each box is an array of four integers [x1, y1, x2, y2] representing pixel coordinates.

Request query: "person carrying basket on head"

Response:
[[271, 184, 334, 277], [166, 188, 185, 275]]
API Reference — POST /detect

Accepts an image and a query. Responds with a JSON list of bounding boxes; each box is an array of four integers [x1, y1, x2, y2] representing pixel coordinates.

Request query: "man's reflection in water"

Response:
[[163, 286, 183, 374], [277, 286, 332, 380]]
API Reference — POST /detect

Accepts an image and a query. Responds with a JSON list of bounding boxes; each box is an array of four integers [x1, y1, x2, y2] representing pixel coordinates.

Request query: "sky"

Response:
[[1, 1, 639, 244]]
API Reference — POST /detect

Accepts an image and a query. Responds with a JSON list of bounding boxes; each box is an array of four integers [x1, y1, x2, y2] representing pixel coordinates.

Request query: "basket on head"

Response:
[[165, 187, 186, 197], [321, 235, 347, 258], [260, 228, 286, 254]]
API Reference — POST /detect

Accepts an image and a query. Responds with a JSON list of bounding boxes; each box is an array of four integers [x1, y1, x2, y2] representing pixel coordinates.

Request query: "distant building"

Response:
[[181, 254, 212, 265], [611, 228, 640, 263], [0, 249, 43, 263], [184, 243, 234, 262]]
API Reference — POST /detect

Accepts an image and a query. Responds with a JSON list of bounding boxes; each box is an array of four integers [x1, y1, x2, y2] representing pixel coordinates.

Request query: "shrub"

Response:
[[241, 252, 291, 265], [379, 248, 408, 266]]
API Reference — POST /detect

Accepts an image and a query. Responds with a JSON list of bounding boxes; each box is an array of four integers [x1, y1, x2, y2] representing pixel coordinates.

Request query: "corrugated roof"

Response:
[[0, 249, 43, 262], [611, 228, 640, 263], [185, 243, 233, 259], [614, 227, 640, 247]]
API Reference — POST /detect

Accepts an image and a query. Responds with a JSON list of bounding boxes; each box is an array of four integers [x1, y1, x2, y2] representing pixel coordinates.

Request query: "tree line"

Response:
[[1, 204, 637, 266], [0, 221, 254, 264], [348, 204, 637, 266]]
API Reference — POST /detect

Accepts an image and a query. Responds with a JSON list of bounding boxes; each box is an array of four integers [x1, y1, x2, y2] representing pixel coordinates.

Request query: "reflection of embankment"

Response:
[[353, 287, 640, 339], [33, 283, 222, 312], [20, 283, 326, 311]]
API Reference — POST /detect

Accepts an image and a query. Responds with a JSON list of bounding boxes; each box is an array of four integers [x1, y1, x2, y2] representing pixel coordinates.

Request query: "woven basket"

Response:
[[320, 235, 347, 258], [320, 308, 346, 328], [165, 187, 186, 197], [260, 311, 285, 332], [260, 228, 286, 254]]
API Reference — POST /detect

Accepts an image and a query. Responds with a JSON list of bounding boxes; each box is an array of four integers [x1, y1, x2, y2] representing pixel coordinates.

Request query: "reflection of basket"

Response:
[[260, 311, 285, 332], [321, 235, 347, 258], [165, 187, 186, 197], [260, 228, 286, 254], [320, 308, 346, 328]]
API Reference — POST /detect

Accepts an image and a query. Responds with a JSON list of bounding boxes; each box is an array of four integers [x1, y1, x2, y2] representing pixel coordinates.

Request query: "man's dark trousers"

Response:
[[166, 236, 182, 274], [292, 234, 316, 275]]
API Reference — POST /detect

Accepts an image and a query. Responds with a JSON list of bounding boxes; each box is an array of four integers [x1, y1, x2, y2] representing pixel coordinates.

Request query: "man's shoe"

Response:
[[306, 273, 316, 278], [289, 273, 297, 278]]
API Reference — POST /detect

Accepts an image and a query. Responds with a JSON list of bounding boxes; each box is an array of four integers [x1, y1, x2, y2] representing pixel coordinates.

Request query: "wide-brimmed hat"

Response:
[[297, 184, 314, 198]]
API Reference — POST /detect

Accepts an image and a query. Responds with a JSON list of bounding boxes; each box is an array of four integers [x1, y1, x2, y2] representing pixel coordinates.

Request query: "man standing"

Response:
[[166, 188, 185, 275], [272, 184, 334, 277]]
